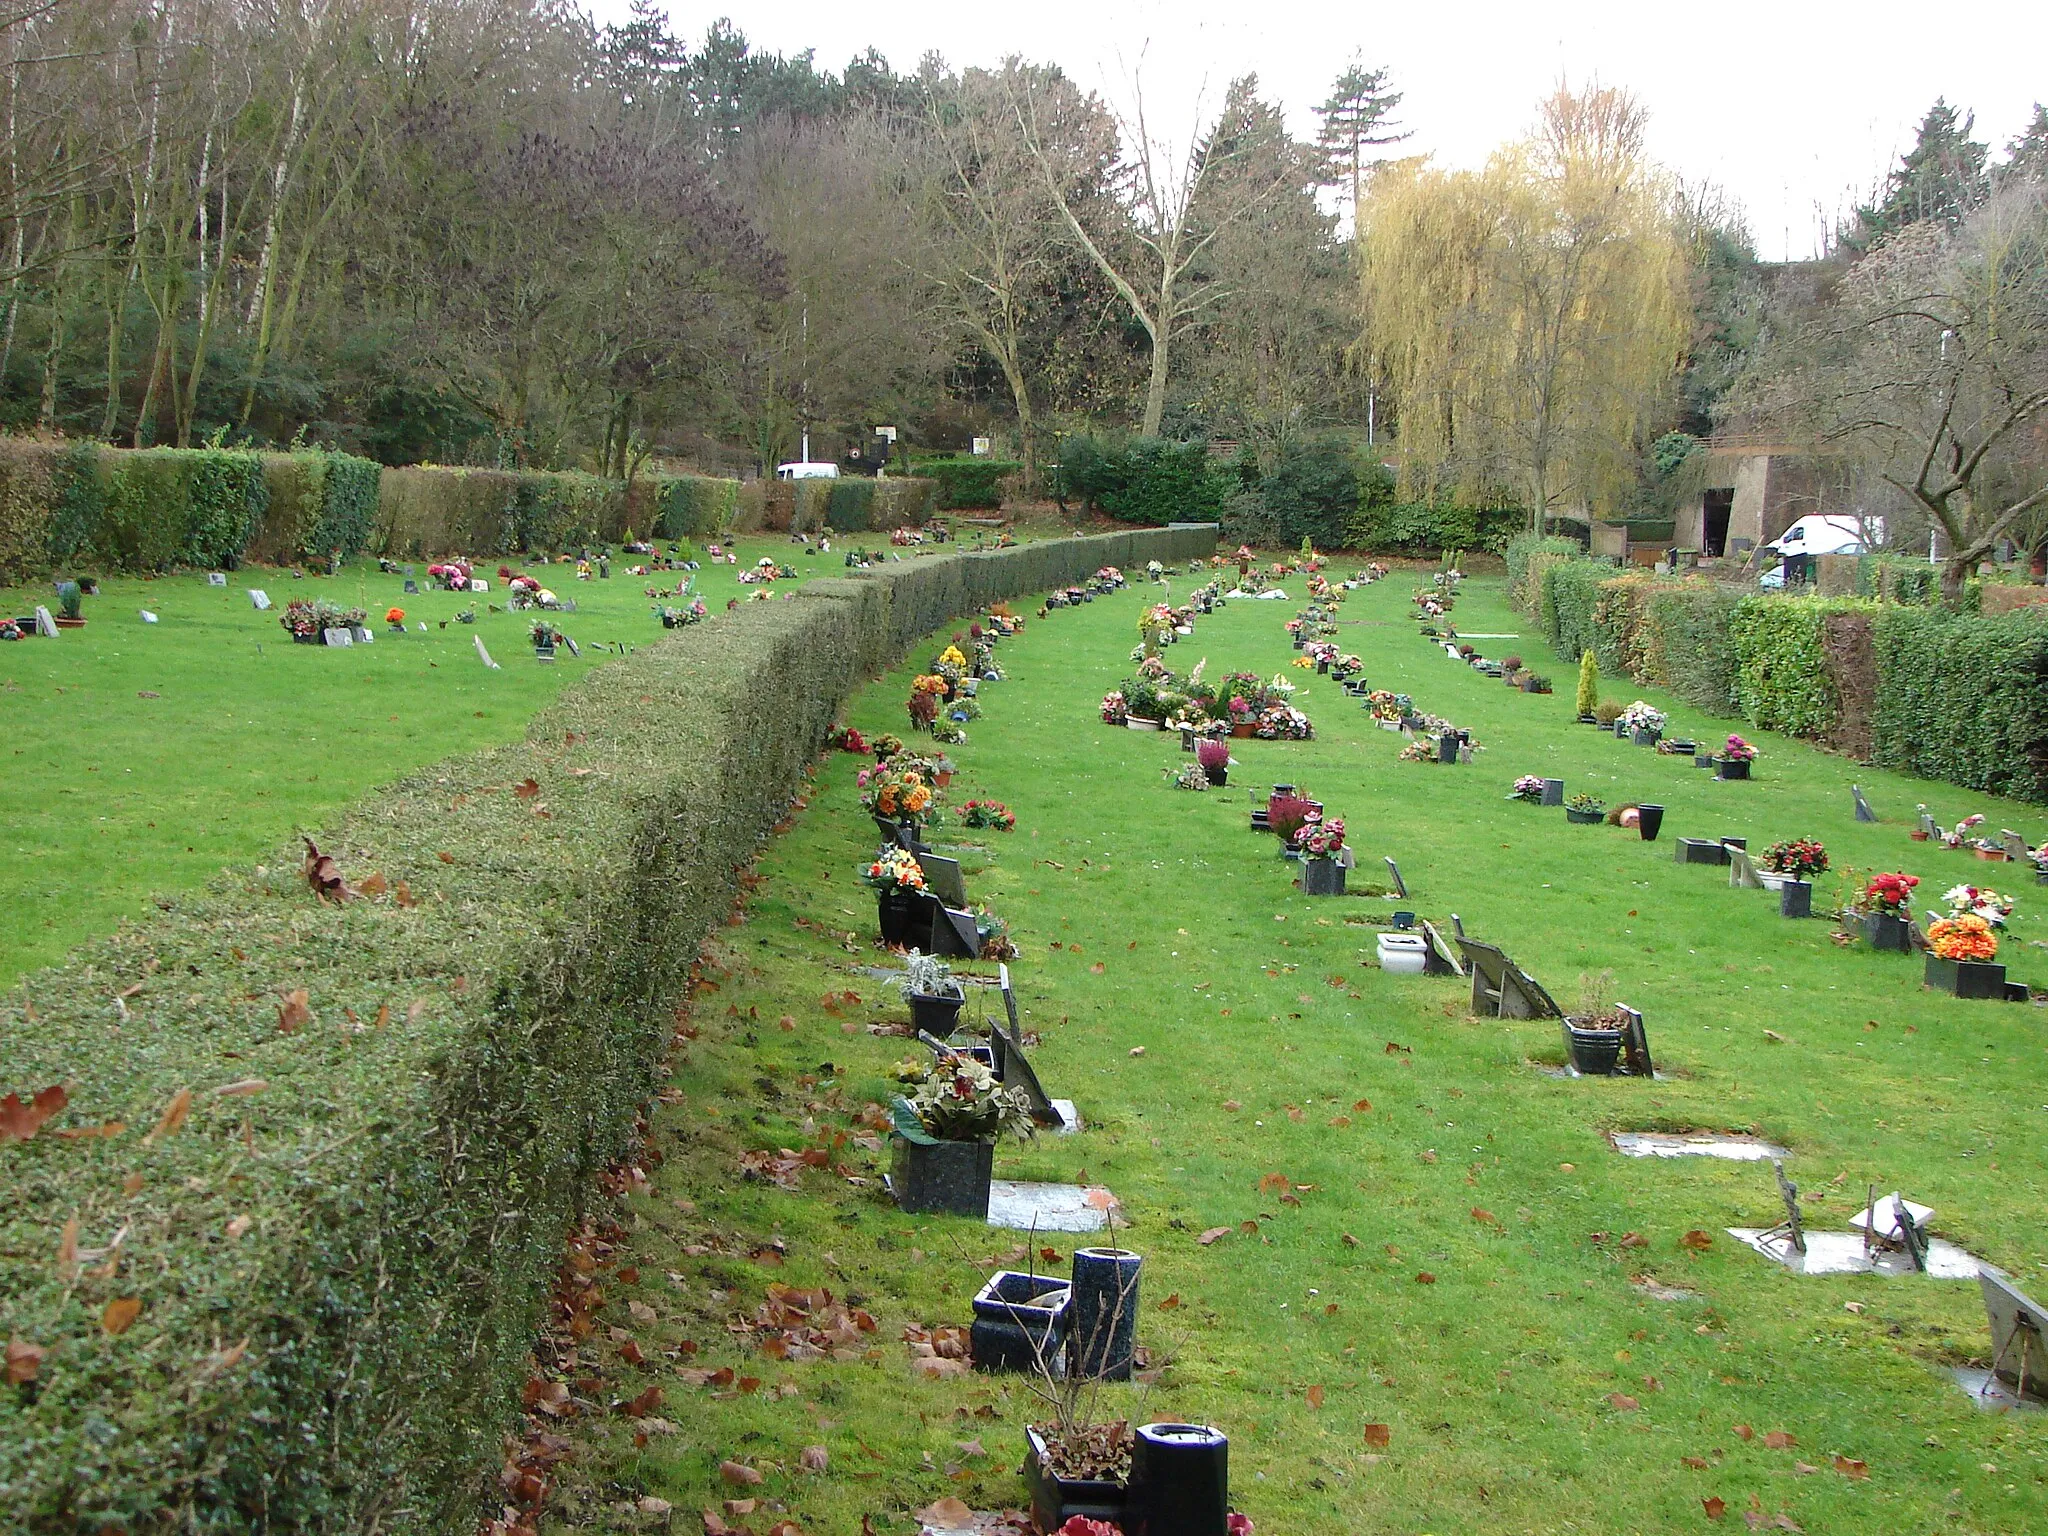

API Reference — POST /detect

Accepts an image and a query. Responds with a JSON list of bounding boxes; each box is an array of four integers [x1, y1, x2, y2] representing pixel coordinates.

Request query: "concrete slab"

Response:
[[1611, 1132, 1789, 1162], [988, 1180, 1122, 1233], [1729, 1227, 1984, 1278], [1955, 1367, 2046, 1412]]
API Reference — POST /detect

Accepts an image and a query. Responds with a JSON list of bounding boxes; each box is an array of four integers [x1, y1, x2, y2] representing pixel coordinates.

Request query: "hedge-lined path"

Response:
[[0, 531, 1022, 983], [554, 571, 2048, 1534]]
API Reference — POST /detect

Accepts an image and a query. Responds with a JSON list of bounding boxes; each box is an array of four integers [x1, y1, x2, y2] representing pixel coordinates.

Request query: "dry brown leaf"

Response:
[[143, 1087, 192, 1144], [799, 1444, 829, 1473], [5, 1336, 44, 1384], [916, 1497, 974, 1525], [1682, 1456, 1709, 1470], [514, 778, 541, 799], [57, 1216, 79, 1278], [393, 881, 418, 909], [1307, 1383, 1326, 1409], [1733, 1424, 1754, 1441], [719, 1460, 764, 1487], [1363, 1423, 1391, 1449], [276, 990, 313, 1034], [1703, 1495, 1727, 1520], [1197, 1226, 1232, 1246], [300, 837, 351, 902], [1415, 1271, 1436, 1285], [1607, 1393, 1640, 1412], [436, 850, 455, 863], [1833, 1455, 1868, 1480], [0, 1084, 68, 1142], [1681, 1230, 1714, 1251], [1764, 1431, 1797, 1450], [101, 1297, 142, 1336], [357, 871, 389, 897], [225, 1215, 253, 1240]]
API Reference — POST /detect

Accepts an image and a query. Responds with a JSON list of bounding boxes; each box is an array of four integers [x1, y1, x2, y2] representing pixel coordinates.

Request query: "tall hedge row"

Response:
[[639, 473, 740, 540], [0, 523, 1218, 1535], [1527, 554, 2048, 802], [918, 457, 1018, 511], [1871, 607, 2048, 802], [1057, 436, 1225, 525]]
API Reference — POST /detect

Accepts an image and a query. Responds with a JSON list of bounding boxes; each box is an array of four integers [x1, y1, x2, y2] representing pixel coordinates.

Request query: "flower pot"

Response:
[[1377, 933, 1428, 974], [1023, 1425, 1127, 1533], [934, 770, 953, 788], [534, 643, 556, 662], [970, 1270, 1071, 1373], [877, 889, 930, 947], [1126, 1423, 1231, 1536], [1716, 758, 1750, 780], [1636, 803, 1664, 842], [1858, 911, 1912, 953], [1564, 1022, 1624, 1076], [1779, 879, 1813, 919], [1069, 1247, 1142, 1382], [1437, 732, 1458, 764], [1202, 764, 1229, 787], [907, 991, 966, 1037], [1909, 829, 1932, 840], [1975, 847, 2008, 861], [1695, 753, 1714, 769], [1565, 808, 1604, 825], [1924, 954, 2008, 999], [53, 616, 86, 629], [1577, 714, 1598, 725], [1316, 657, 1329, 673], [1301, 857, 1346, 896], [891, 1134, 995, 1216], [1229, 723, 1254, 739]]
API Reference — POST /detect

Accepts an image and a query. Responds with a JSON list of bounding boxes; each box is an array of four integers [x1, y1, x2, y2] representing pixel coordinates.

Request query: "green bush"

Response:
[[0, 438, 61, 581], [1352, 491, 1526, 556], [0, 523, 1219, 1535], [1589, 574, 1656, 681], [1504, 534, 1581, 611], [1872, 606, 2048, 803], [1642, 581, 1741, 715], [253, 450, 383, 565], [642, 474, 740, 540], [826, 478, 876, 531], [1056, 436, 1223, 525], [871, 478, 936, 528], [1729, 594, 1873, 739], [89, 448, 270, 572], [918, 457, 1018, 511], [1539, 560, 1612, 661]]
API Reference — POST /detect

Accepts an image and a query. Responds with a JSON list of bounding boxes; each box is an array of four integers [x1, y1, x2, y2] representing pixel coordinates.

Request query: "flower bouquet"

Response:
[[1859, 871, 1919, 916], [1928, 913, 1999, 961], [858, 765, 933, 825], [959, 799, 1016, 831], [1294, 816, 1346, 859], [1938, 883, 2014, 927], [1761, 838, 1829, 879], [1565, 792, 1606, 823], [385, 606, 407, 631], [1619, 700, 1666, 734], [1510, 775, 1546, 802]]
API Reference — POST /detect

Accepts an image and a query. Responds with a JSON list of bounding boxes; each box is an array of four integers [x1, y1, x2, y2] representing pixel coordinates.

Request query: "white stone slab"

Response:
[[1049, 1099, 1082, 1135], [1611, 1132, 1789, 1162], [987, 1180, 1120, 1233], [1954, 1366, 2046, 1411], [1729, 1227, 1983, 1279]]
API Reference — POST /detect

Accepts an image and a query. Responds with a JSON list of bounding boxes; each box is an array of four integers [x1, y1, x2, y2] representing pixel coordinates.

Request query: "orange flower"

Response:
[[1929, 914, 1998, 962]]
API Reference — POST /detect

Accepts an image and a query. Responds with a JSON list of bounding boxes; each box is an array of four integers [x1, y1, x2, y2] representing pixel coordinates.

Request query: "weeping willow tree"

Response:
[[1361, 86, 1690, 530]]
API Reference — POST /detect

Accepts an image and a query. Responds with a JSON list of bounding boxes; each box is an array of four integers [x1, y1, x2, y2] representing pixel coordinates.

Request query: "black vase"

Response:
[[907, 992, 965, 1036], [891, 1136, 995, 1216], [1125, 1423, 1230, 1536], [1860, 912, 1912, 952], [877, 890, 927, 947], [1717, 758, 1751, 780], [1779, 879, 1812, 919], [1564, 1024, 1624, 1075], [1636, 804, 1664, 841], [1069, 1247, 1141, 1382]]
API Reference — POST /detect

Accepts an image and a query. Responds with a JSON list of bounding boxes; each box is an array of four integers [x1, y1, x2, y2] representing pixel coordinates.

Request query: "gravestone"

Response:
[[207, 572, 227, 587], [402, 579, 420, 594], [322, 628, 353, 647], [919, 854, 969, 910], [1540, 778, 1565, 807], [1852, 785, 1876, 822], [1918, 808, 1942, 839], [474, 636, 499, 669], [1727, 846, 1765, 889], [996, 966, 1079, 1132], [562, 634, 581, 658], [1618, 1005, 1654, 1077], [931, 906, 980, 959], [1384, 857, 1407, 898], [1419, 920, 1464, 977], [247, 589, 270, 611], [34, 605, 57, 636], [2003, 829, 2031, 862], [1979, 1272, 2048, 1404]]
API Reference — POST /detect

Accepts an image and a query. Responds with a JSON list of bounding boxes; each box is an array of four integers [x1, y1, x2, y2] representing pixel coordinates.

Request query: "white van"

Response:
[[776, 462, 839, 481], [1759, 515, 1884, 588]]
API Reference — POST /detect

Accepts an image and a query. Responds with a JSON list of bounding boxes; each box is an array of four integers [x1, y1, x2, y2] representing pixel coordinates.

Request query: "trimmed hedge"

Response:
[[639, 473, 740, 541], [1872, 606, 2048, 802], [1351, 497, 1525, 556], [918, 456, 1018, 511], [252, 451, 384, 565], [1057, 436, 1224, 525], [1729, 594, 1872, 740], [1504, 534, 1581, 613], [1539, 559, 1613, 663], [0, 523, 1218, 1535], [1641, 581, 1741, 715]]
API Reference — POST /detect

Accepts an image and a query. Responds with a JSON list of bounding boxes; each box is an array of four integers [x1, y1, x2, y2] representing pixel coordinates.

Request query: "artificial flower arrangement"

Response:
[[1366, 689, 1411, 722], [1331, 653, 1364, 677], [861, 846, 928, 894], [1253, 704, 1314, 740], [837, 726, 869, 754], [529, 618, 559, 646], [935, 643, 969, 675], [0, 617, 20, 641], [279, 598, 362, 640], [1939, 883, 2015, 928], [1938, 813, 1988, 849], [1761, 838, 1829, 879], [1146, 559, 1164, 580], [1928, 913, 1999, 962], [931, 723, 968, 745], [1168, 761, 1211, 791], [1397, 740, 1436, 763], [1099, 689, 1128, 725], [1858, 871, 1919, 916], [1721, 734, 1759, 763], [1094, 566, 1126, 588], [908, 674, 948, 729], [869, 732, 905, 761], [892, 1046, 1035, 1142], [655, 598, 708, 627], [958, 799, 1015, 831], [426, 560, 472, 590], [1619, 700, 1667, 733], [1510, 775, 1547, 802], [857, 765, 933, 824], [384, 606, 406, 628], [1294, 816, 1346, 858]]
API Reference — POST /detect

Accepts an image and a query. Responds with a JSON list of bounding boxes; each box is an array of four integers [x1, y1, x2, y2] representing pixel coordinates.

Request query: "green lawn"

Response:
[[0, 531, 977, 985], [550, 569, 2048, 1535]]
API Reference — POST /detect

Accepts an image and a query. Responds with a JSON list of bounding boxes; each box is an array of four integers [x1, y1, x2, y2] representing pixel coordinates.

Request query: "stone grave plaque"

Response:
[[919, 853, 969, 910], [402, 579, 420, 594], [1727, 846, 1765, 889], [207, 572, 227, 587], [1852, 784, 1876, 822], [474, 635, 499, 669], [562, 634, 581, 659], [322, 628, 353, 647], [1384, 856, 1407, 898], [34, 605, 57, 636], [1540, 778, 1565, 807], [931, 905, 980, 959], [991, 1015, 1060, 1128], [1918, 808, 1942, 838], [1979, 1272, 2048, 1403], [247, 589, 270, 610], [1419, 920, 1463, 977], [2003, 828, 2030, 862]]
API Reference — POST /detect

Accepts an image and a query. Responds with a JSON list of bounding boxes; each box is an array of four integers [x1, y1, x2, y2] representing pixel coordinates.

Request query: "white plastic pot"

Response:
[[1376, 934, 1428, 974]]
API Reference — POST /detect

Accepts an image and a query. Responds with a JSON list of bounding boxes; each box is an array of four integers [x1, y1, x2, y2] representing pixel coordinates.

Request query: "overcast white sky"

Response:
[[594, 0, 2047, 261]]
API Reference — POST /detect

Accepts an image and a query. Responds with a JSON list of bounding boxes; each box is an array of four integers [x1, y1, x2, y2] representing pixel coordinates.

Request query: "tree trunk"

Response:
[[1940, 554, 1973, 606]]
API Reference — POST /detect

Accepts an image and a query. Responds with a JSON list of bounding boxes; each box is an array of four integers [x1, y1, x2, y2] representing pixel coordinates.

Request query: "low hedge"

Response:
[[1351, 497, 1525, 556], [0, 523, 1218, 1535], [1871, 606, 2048, 802], [1729, 594, 1872, 740], [918, 456, 1018, 511], [638, 473, 740, 541], [252, 451, 384, 565], [374, 466, 660, 556]]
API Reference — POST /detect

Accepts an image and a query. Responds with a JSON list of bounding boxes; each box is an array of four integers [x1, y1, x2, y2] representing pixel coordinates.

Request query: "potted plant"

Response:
[[1593, 699, 1624, 730], [530, 618, 559, 659], [385, 606, 407, 634], [889, 1046, 1033, 1216], [1575, 651, 1600, 722], [1716, 734, 1758, 780], [1522, 673, 1552, 694], [1759, 838, 1829, 891], [1620, 701, 1666, 745], [900, 951, 967, 1035], [1196, 737, 1231, 787], [1562, 971, 1626, 1075], [863, 846, 933, 947], [1924, 903, 2008, 999], [1294, 816, 1347, 895], [1853, 872, 1919, 952], [959, 797, 1015, 830], [1565, 793, 1606, 825], [53, 580, 86, 628]]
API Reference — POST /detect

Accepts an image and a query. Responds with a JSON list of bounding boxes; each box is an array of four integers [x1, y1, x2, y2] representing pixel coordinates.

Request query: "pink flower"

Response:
[[1059, 1520, 1119, 1536], [1228, 1515, 1255, 1535]]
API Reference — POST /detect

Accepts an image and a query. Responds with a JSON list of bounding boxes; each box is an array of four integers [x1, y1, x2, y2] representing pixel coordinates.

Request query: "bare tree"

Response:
[[1734, 181, 2048, 600], [1014, 65, 1296, 437]]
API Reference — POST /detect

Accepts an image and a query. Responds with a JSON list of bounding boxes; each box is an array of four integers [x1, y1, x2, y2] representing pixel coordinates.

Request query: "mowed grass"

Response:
[[556, 571, 2048, 1535], [0, 530, 969, 985]]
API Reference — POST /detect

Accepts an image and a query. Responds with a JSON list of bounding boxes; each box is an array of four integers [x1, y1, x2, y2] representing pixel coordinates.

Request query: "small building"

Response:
[[1674, 437, 1848, 560]]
